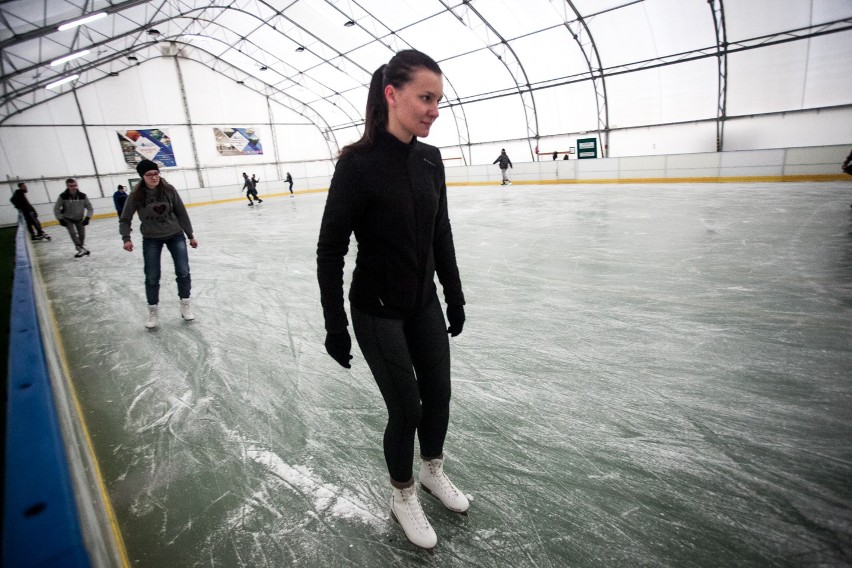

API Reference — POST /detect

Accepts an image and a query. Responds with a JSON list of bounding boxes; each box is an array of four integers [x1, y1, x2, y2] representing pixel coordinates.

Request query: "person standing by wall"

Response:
[[317, 49, 469, 552], [54, 178, 93, 257], [493, 148, 512, 185], [285, 172, 294, 195], [120, 160, 198, 329], [113, 184, 128, 216], [241, 172, 263, 206], [10, 182, 49, 241]]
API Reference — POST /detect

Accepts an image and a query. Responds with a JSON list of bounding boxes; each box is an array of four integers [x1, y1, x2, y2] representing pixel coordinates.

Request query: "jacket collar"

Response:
[[375, 128, 417, 155]]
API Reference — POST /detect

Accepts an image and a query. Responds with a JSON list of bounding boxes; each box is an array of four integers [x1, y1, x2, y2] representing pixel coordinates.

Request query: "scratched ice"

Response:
[[34, 182, 852, 567]]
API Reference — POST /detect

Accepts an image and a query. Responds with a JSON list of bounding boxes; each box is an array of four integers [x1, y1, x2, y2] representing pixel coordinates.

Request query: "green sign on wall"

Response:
[[577, 137, 598, 159]]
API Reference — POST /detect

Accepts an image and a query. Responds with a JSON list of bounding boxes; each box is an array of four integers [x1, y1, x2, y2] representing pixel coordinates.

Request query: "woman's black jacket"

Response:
[[317, 130, 465, 333]]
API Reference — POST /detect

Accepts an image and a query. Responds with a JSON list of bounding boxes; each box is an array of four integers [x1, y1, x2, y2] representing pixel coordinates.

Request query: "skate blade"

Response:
[[390, 509, 436, 553], [420, 485, 469, 515]]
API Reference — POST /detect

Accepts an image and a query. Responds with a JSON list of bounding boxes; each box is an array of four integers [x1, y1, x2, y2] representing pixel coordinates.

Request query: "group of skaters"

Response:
[[240, 171, 294, 205], [7, 49, 529, 554], [11, 179, 93, 257]]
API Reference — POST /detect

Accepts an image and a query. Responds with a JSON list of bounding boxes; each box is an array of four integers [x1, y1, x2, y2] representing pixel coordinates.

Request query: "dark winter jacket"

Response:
[[113, 190, 128, 214], [317, 129, 465, 333], [493, 152, 512, 169], [54, 189, 93, 222], [10, 189, 35, 214]]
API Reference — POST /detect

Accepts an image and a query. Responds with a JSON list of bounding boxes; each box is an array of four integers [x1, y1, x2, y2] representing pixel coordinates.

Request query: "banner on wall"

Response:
[[214, 127, 263, 155], [118, 129, 177, 168]]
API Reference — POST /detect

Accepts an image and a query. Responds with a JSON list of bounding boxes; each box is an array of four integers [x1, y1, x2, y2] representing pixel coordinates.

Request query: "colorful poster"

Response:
[[214, 127, 263, 155], [118, 129, 177, 168]]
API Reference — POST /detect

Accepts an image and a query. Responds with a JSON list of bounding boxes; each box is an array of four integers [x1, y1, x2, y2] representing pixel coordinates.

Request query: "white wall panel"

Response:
[[609, 122, 717, 157], [460, 98, 531, 145], [803, 31, 852, 108], [535, 83, 601, 137], [724, 109, 852, 150], [181, 59, 271, 124], [5, 93, 80, 126], [727, 43, 809, 115]]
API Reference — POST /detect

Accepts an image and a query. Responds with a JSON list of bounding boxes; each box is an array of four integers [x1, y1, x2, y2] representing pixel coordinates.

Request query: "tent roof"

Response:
[[1, 0, 850, 150]]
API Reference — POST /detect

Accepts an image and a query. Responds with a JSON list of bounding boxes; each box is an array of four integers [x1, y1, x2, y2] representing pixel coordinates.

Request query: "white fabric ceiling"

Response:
[[1, 0, 850, 156]]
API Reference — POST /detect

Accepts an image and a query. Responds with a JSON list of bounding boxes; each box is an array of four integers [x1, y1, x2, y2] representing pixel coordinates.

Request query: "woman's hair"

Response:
[[131, 177, 168, 204], [339, 49, 441, 157]]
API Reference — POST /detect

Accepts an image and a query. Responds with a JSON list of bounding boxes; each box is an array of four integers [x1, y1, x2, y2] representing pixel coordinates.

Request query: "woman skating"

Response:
[[120, 159, 197, 328], [317, 49, 468, 550]]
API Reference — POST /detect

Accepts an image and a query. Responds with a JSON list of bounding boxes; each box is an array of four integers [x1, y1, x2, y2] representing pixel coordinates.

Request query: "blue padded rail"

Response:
[[3, 225, 90, 567]]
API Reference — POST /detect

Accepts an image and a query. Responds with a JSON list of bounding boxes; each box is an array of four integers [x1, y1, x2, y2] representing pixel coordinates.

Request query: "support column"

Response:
[[173, 55, 204, 188], [72, 90, 104, 197], [267, 96, 282, 181]]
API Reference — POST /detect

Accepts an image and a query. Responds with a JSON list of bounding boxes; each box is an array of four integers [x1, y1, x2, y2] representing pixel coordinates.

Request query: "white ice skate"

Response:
[[180, 298, 195, 321], [145, 305, 159, 329], [419, 455, 470, 514], [390, 483, 437, 551]]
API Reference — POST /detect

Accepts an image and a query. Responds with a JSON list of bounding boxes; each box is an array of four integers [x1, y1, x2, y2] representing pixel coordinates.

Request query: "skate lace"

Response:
[[427, 462, 460, 498], [400, 488, 431, 531]]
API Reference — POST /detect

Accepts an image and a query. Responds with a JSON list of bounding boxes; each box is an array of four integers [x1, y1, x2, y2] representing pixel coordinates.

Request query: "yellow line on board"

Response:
[[40, 285, 132, 566]]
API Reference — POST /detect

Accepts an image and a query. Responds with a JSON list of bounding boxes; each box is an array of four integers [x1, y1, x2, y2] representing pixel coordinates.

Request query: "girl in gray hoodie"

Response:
[[119, 160, 198, 328]]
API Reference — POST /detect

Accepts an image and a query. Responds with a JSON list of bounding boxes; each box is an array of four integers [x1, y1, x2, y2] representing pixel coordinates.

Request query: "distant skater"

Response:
[[317, 49, 469, 552], [493, 148, 512, 185], [114, 184, 128, 216], [285, 172, 293, 195], [54, 178, 93, 257], [120, 160, 197, 328], [10, 182, 49, 241], [241, 172, 263, 206]]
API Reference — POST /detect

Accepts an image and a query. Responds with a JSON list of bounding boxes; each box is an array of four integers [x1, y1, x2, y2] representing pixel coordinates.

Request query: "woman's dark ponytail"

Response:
[[340, 50, 441, 157]]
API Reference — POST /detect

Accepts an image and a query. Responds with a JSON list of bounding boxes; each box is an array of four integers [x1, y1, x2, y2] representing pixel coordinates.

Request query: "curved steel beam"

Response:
[[0, 42, 341, 158], [437, 0, 540, 160], [559, 1, 610, 158], [0, 9, 365, 129], [323, 0, 474, 164]]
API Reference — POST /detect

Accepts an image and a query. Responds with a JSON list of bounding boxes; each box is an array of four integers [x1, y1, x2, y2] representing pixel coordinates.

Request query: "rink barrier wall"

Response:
[[3, 218, 128, 567], [1, 144, 849, 227]]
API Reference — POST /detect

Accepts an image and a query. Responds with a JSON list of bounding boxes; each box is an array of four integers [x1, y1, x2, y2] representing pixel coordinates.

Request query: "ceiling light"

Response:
[[57, 12, 107, 31], [127, 55, 138, 61], [344, 20, 355, 27], [46, 75, 79, 90], [295, 46, 305, 52], [259, 66, 268, 71], [108, 72, 119, 77], [49, 49, 91, 67], [237, 80, 244, 84], [148, 29, 162, 36]]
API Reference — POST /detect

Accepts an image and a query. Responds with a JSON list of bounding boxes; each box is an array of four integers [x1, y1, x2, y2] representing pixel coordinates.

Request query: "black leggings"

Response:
[[351, 294, 451, 483]]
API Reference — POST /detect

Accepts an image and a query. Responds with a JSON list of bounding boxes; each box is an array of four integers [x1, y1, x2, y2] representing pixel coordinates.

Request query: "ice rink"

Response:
[[33, 181, 852, 567]]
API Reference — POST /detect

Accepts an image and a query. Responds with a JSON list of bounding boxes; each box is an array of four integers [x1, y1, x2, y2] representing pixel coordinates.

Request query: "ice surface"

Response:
[[34, 182, 852, 566]]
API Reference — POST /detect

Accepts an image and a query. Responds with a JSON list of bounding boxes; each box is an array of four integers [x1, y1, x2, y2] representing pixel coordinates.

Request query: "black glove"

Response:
[[446, 305, 465, 337], [58, 219, 68, 227], [325, 331, 353, 368], [82, 217, 90, 226]]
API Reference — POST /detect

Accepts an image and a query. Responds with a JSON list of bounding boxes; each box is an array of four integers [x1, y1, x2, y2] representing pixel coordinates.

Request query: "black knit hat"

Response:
[[136, 159, 159, 177]]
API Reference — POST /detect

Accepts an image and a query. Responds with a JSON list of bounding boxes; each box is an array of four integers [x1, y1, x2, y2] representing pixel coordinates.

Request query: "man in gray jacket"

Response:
[[54, 178, 94, 258]]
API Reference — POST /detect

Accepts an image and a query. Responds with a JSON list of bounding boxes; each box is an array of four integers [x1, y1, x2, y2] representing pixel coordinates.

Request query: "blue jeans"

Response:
[[142, 233, 191, 305]]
